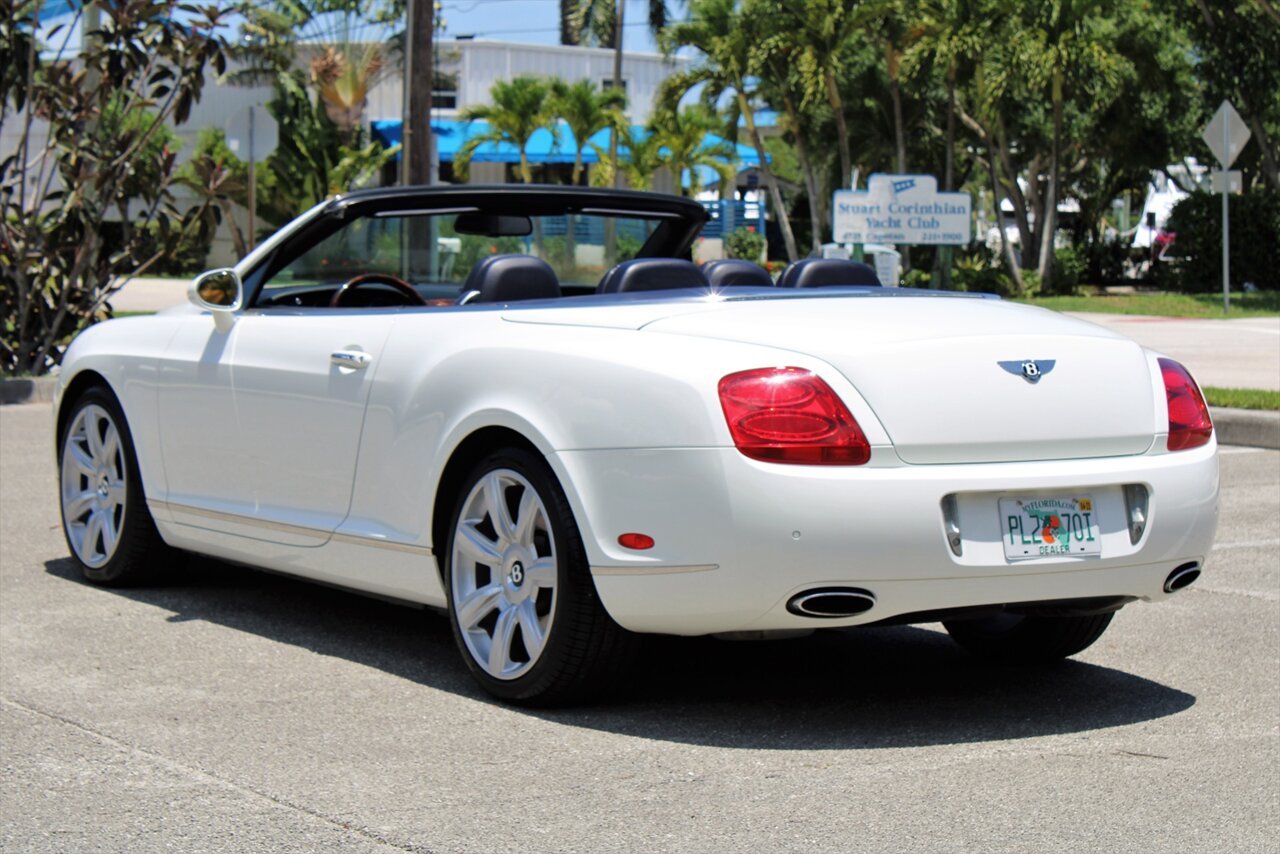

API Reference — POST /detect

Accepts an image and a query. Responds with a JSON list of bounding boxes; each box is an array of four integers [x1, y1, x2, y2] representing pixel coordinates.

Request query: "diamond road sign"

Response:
[[1202, 100, 1250, 168]]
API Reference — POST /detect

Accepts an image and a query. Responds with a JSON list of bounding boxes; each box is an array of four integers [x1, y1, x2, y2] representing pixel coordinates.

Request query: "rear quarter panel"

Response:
[[342, 310, 892, 555]]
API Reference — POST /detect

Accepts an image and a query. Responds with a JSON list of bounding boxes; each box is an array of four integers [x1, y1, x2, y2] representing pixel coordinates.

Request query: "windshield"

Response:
[[261, 210, 666, 300]]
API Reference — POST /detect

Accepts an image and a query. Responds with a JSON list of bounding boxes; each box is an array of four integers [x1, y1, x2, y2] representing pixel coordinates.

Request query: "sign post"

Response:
[[226, 106, 279, 254], [1201, 101, 1250, 313]]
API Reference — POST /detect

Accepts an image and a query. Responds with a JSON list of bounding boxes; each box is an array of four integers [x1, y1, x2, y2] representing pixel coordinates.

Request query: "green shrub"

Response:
[[1049, 245, 1087, 294], [952, 250, 1015, 296], [723, 227, 766, 261], [901, 268, 932, 289], [1165, 191, 1280, 291]]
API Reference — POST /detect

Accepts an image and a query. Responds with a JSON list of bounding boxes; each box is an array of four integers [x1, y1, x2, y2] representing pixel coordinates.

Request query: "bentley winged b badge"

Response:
[[998, 359, 1056, 384]]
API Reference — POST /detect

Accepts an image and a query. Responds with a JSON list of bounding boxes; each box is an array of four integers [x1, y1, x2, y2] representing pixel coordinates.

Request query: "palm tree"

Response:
[[902, 0, 987, 286], [455, 77, 558, 184], [648, 106, 737, 197], [1020, 0, 1127, 288], [774, 0, 867, 193], [562, 0, 673, 47], [661, 0, 799, 261], [550, 79, 628, 186]]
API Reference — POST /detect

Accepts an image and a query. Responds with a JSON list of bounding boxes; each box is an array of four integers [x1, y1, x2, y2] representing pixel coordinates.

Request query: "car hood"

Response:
[[510, 291, 1159, 464]]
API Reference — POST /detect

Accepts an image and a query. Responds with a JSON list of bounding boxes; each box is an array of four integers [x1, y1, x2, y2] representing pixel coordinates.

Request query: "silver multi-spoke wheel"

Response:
[[451, 468, 558, 680], [60, 403, 128, 568]]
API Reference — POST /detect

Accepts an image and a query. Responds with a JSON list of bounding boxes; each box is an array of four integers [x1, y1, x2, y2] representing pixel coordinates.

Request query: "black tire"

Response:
[[942, 611, 1115, 663], [57, 385, 175, 586], [443, 446, 635, 705]]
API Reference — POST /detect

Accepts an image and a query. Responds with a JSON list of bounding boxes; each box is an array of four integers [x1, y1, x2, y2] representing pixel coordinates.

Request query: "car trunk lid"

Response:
[[643, 294, 1157, 464]]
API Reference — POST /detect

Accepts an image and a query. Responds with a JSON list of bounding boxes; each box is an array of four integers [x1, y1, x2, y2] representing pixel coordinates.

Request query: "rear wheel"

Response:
[[444, 447, 634, 705], [58, 386, 173, 586], [942, 611, 1114, 663]]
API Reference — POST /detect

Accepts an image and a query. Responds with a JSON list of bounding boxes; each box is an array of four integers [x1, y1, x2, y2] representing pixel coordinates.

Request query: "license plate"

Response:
[[999, 495, 1101, 561]]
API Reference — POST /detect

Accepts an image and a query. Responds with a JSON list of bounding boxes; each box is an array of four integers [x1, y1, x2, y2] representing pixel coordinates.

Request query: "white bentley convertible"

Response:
[[55, 185, 1219, 703]]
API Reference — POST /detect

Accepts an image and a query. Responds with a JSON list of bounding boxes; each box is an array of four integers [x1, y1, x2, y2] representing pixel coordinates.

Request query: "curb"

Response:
[[0, 376, 56, 406], [4, 376, 1278, 449], [1211, 407, 1280, 450]]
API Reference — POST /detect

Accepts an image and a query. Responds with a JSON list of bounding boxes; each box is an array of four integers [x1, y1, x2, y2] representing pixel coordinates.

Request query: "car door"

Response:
[[157, 309, 394, 545], [157, 209, 422, 546]]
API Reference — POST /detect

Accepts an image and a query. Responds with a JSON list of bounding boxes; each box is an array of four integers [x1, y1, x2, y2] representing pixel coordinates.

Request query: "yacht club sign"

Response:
[[833, 174, 972, 245]]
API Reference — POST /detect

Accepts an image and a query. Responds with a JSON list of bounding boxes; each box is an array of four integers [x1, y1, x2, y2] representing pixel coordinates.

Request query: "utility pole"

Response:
[[604, 0, 625, 263], [404, 0, 435, 186]]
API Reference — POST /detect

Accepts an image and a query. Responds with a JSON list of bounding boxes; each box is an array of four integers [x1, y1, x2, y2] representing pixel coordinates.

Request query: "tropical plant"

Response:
[[176, 128, 251, 261], [724, 227, 766, 260], [550, 78, 628, 186], [0, 2, 229, 377], [647, 105, 736, 196], [661, 0, 800, 260], [455, 77, 558, 184], [564, 0, 673, 47], [592, 125, 664, 189]]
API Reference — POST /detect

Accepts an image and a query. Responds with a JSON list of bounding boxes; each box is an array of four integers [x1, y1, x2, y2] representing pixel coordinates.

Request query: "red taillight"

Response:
[[718, 367, 870, 465], [1159, 358, 1213, 451]]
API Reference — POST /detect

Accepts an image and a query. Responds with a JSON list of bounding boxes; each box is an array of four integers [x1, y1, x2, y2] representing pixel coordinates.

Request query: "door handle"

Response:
[[330, 350, 372, 369]]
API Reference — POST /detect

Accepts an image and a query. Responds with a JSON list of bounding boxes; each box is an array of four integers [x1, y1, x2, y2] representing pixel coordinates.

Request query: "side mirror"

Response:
[[189, 268, 243, 333]]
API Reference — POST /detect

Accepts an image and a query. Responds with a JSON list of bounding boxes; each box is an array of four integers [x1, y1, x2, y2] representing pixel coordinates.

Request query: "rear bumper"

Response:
[[550, 441, 1219, 635]]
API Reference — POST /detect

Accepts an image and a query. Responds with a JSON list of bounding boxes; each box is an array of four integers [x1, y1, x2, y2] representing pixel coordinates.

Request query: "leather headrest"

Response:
[[598, 258, 710, 293], [464, 254, 561, 303], [776, 258, 880, 288], [701, 259, 774, 288]]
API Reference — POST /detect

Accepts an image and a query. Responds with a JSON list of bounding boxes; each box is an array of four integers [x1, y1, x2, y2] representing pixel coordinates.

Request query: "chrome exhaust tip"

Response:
[[1164, 562, 1201, 594], [786, 587, 876, 618]]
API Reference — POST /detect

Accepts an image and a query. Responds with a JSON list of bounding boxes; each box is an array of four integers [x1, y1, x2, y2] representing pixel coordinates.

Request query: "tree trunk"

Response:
[[404, 0, 434, 186], [988, 149, 1025, 296], [1037, 84, 1063, 290], [782, 92, 823, 255], [994, 114, 1033, 268], [1245, 113, 1279, 191], [740, 94, 798, 263], [823, 70, 852, 190], [933, 71, 957, 289], [887, 46, 909, 273]]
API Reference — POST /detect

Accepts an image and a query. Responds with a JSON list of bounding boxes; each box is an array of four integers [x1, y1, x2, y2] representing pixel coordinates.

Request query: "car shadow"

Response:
[[45, 556, 1196, 750]]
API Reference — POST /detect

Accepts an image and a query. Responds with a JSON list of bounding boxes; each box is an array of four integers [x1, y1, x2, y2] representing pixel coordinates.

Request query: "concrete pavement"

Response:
[[1, 400, 1277, 851]]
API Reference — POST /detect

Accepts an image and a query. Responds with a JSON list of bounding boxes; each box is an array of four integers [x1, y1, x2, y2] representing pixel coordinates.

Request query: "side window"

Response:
[[254, 214, 470, 304], [269, 216, 405, 289]]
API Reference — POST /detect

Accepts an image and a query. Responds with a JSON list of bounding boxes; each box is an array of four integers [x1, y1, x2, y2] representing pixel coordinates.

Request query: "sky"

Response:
[[437, 0, 667, 54], [35, 0, 673, 58]]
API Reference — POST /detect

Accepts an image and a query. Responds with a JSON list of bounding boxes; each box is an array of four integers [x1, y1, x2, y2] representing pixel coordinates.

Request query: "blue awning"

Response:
[[370, 119, 762, 171]]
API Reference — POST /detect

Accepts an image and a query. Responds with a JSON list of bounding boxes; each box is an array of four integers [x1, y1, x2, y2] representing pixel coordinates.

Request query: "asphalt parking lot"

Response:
[[1, 402, 1277, 852]]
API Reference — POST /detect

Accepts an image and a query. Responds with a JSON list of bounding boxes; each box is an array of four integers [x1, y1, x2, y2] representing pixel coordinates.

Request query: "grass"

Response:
[[1203, 387, 1280, 411], [1012, 290, 1280, 318]]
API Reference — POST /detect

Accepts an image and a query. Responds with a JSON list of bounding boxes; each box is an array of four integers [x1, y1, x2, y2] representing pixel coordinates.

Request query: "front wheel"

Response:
[[444, 447, 634, 705], [943, 611, 1115, 663], [58, 385, 174, 585]]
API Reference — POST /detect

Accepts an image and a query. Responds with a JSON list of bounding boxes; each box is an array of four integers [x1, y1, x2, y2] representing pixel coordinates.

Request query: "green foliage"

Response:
[[0, 4, 229, 376], [457, 77, 558, 183], [1011, 290, 1280, 318], [1048, 246, 1087, 295], [549, 78, 627, 185], [1202, 387, 1280, 411], [646, 105, 736, 197], [616, 233, 644, 263], [951, 248, 1015, 296], [723, 227, 765, 261], [255, 73, 398, 229], [1165, 192, 1280, 292], [176, 128, 251, 261]]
